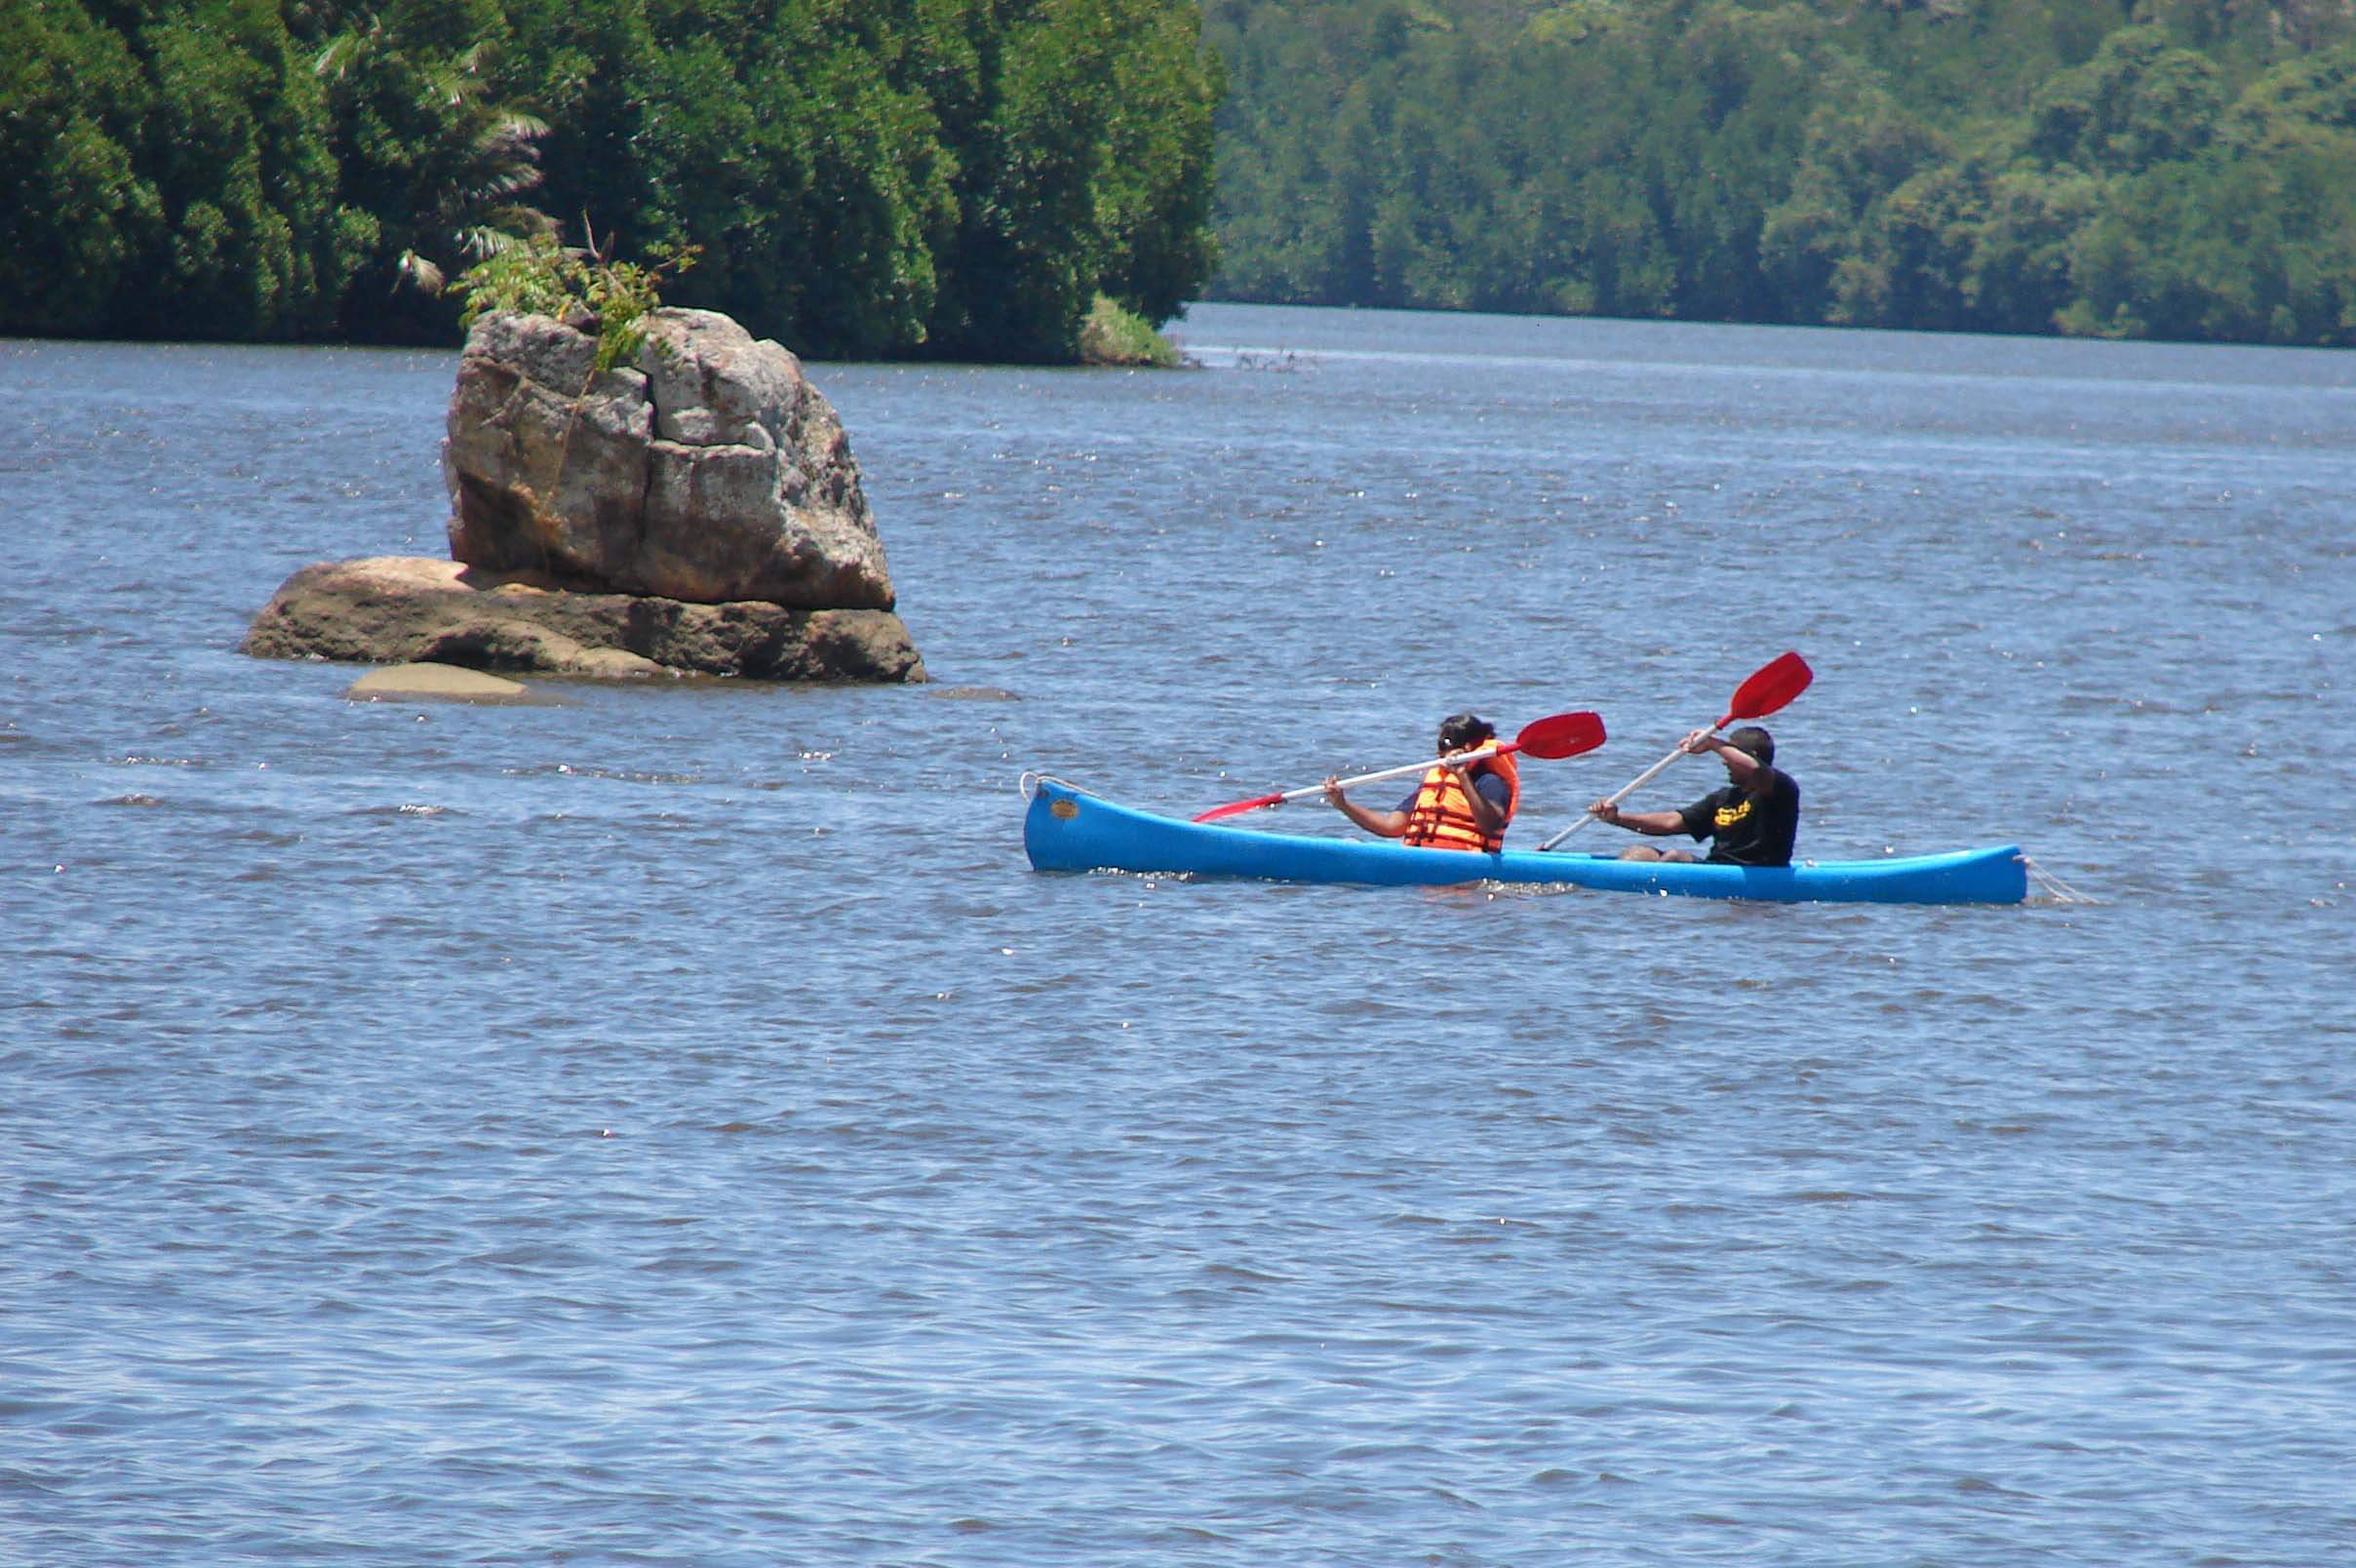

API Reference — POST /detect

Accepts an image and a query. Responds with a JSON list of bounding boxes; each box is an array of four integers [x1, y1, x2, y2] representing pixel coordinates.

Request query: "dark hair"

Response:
[[1726, 725, 1775, 764], [1438, 712, 1495, 750]]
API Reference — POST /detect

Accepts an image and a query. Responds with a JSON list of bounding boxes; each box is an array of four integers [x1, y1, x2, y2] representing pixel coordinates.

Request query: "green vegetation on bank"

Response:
[[1203, 0, 2356, 345], [15, 0, 2352, 354], [1078, 294, 1183, 364], [0, 0, 1221, 361]]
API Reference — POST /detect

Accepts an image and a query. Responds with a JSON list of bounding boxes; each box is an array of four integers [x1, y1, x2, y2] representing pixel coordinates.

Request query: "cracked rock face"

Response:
[[442, 309, 895, 609], [244, 306, 923, 685]]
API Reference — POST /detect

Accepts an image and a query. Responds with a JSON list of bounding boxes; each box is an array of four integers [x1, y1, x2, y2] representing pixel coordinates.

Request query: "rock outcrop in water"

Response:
[[242, 308, 923, 684]]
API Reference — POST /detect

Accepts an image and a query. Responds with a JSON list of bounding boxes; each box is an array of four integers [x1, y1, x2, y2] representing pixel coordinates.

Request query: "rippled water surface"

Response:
[[4, 305, 2352, 1565]]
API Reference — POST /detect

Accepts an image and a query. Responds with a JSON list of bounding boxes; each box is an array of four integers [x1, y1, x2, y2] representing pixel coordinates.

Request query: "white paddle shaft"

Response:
[[1536, 739, 1693, 851], [1269, 743, 1504, 808], [1538, 654, 1807, 851]]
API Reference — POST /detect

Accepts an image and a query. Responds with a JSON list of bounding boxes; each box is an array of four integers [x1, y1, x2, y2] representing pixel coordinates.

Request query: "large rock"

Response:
[[246, 304, 923, 685], [443, 308, 894, 609], [241, 557, 924, 683]]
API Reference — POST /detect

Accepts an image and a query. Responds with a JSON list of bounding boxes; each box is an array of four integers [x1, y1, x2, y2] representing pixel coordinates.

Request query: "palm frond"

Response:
[[455, 226, 519, 261], [313, 30, 372, 83], [489, 111, 552, 142], [462, 163, 547, 204], [395, 250, 446, 295]]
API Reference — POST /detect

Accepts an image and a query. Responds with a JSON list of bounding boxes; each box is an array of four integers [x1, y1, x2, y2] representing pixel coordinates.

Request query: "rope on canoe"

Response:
[[2022, 853, 2099, 904], [1018, 771, 1085, 801]]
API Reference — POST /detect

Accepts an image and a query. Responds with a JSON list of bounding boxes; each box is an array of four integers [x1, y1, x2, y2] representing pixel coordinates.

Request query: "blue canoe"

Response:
[[1022, 777, 2027, 905]]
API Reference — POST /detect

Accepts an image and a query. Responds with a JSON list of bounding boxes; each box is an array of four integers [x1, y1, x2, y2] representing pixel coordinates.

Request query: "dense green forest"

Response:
[[1204, 0, 2356, 344], [10, 1, 2355, 352], [0, 0, 1220, 359]]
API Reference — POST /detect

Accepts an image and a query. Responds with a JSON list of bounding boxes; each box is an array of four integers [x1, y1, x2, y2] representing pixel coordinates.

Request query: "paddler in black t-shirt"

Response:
[[1587, 725, 1799, 866]]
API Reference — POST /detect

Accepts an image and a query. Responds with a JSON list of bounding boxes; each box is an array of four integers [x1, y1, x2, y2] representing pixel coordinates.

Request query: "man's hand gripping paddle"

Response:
[[1193, 711, 1607, 824], [1535, 653, 1811, 852]]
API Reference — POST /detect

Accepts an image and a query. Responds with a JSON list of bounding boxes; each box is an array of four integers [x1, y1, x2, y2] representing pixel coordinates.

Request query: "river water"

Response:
[[3, 304, 2350, 1564]]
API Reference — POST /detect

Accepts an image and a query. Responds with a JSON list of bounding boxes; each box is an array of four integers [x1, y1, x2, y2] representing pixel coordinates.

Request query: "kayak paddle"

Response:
[[1535, 652, 1812, 851], [1193, 710, 1607, 824]]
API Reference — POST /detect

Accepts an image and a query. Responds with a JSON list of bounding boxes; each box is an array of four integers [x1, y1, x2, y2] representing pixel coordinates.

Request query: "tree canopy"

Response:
[[1202, 0, 2356, 345], [12, 0, 2353, 351], [0, 0, 1223, 359]]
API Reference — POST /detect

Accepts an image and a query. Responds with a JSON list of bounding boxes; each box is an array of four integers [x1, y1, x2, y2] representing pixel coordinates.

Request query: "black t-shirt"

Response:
[[1677, 767, 1799, 866]]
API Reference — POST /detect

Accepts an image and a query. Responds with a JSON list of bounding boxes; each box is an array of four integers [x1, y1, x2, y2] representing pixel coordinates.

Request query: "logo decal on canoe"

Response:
[[1050, 798, 1079, 820]]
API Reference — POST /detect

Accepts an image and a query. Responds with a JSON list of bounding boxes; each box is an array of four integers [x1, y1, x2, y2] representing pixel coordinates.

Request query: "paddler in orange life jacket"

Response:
[[1321, 712, 1519, 852]]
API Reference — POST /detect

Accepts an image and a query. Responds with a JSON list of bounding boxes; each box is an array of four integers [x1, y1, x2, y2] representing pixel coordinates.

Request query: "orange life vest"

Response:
[[1402, 749, 1519, 852]]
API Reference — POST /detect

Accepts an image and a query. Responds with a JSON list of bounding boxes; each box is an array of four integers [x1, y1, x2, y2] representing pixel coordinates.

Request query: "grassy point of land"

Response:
[[1078, 295, 1184, 367]]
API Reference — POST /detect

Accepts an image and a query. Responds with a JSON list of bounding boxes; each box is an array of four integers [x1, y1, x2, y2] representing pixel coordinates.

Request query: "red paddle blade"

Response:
[[1192, 792, 1283, 823], [1719, 651, 1812, 725], [1512, 710, 1607, 760]]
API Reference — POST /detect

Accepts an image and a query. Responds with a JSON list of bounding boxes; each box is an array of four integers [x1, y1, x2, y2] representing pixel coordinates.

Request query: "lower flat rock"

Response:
[[347, 662, 544, 704], [244, 556, 925, 684]]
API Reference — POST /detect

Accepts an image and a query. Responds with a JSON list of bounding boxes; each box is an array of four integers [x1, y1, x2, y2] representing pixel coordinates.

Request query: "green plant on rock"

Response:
[[453, 226, 699, 372]]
